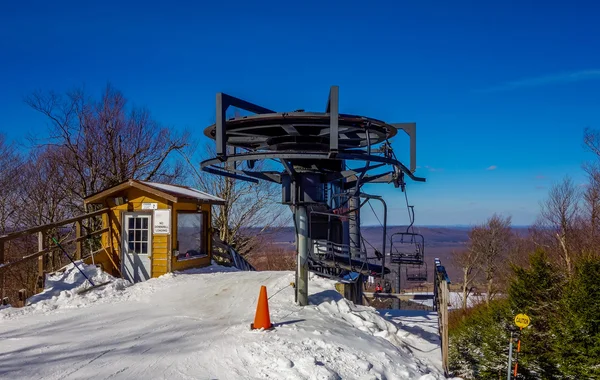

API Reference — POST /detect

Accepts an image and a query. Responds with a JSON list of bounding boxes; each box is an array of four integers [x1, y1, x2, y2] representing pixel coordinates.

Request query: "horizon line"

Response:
[[245, 224, 533, 229]]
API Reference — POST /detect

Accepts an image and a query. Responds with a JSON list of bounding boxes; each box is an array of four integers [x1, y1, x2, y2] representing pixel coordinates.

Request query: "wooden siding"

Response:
[[86, 186, 212, 279]]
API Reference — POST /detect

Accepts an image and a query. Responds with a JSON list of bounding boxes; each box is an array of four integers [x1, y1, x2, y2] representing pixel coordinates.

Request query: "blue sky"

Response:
[[1, 0, 599, 226]]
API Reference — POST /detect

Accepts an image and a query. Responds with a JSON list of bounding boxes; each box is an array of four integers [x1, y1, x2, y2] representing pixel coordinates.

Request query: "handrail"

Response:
[[0, 208, 109, 242], [434, 258, 451, 377], [0, 227, 109, 274], [212, 238, 255, 271]]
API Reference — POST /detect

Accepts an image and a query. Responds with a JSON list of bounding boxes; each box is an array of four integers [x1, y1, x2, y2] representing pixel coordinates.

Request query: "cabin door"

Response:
[[122, 213, 152, 283]]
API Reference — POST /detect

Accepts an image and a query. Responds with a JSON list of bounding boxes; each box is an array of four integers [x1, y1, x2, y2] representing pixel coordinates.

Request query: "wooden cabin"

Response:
[[83, 179, 225, 283]]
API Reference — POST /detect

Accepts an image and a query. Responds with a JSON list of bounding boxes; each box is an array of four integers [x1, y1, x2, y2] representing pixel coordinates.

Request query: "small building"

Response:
[[83, 179, 225, 283]]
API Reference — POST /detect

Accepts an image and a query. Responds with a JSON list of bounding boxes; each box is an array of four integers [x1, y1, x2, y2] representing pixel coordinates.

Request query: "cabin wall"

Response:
[[85, 187, 213, 279]]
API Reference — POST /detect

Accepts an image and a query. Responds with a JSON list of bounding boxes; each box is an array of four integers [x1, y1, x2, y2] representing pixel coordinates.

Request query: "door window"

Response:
[[126, 215, 150, 254]]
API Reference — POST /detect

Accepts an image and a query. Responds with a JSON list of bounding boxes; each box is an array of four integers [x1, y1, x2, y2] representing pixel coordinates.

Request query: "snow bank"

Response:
[[1, 262, 130, 320], [0, 263, 459, 379]]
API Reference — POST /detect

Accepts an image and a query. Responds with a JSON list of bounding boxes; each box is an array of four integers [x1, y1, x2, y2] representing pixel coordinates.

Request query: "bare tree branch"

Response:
[[24, 83, 189, 215]]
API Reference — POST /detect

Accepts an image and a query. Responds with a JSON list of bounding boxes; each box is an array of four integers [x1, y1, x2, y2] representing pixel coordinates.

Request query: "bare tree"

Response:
[[536, 176, 580, 276], [24, 83, 188, 215], [583, 127, 600, 159], [468, 213, 513, 305], [451, 248, 482, 311], [0, 134, 22, 233], [17, 146, 72, 228], [578, 163, 600, 254]]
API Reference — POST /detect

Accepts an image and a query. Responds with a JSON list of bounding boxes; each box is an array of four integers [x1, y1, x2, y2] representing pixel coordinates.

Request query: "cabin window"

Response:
[[176, 211, 207, 261]]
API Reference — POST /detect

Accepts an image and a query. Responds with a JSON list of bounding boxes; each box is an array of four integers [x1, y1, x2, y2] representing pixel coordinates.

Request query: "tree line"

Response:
[[0, 84, 285, 284], [449, 129, 600, 379]]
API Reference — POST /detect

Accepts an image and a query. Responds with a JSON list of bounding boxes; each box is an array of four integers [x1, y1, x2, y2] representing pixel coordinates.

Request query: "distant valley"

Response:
[[254, 225, 531, 284]]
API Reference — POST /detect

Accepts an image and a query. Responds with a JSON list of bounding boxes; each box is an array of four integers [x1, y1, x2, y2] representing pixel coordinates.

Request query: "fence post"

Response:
[[75, 220, 82, 260], [37, 231, 45, 291], [442, 279, 449, 376], [434, 261, 450, 378]]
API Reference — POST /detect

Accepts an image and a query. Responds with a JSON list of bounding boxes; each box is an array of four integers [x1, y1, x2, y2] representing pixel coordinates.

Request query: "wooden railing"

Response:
[[0, 208, 109, 307], [434, 258, 451, 377], [212, 239, 256, 271]]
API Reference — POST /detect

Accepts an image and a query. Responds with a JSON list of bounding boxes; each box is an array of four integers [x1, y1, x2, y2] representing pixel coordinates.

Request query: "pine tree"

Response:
[[508, 248, 564, 379], [449, 300, 512, 379], [553, 257, 600, 379]]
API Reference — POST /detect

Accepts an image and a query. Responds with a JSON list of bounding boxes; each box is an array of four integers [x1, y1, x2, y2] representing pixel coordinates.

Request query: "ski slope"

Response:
[[0, 263, 459, 380]]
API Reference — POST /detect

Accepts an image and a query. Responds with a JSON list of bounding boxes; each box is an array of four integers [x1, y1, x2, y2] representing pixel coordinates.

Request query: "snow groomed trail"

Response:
[[0, 263, 458, 379]]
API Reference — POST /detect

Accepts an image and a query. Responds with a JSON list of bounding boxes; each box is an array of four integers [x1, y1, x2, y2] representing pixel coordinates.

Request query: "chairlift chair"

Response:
[[406, 262, 428, 282], [389, 231, 425, 264]]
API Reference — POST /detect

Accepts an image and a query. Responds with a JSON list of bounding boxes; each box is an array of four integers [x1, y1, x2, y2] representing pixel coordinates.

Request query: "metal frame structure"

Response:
[[389, 231, 425, 264], [406, 262, 428, 282], [200, 85, 425, 306]]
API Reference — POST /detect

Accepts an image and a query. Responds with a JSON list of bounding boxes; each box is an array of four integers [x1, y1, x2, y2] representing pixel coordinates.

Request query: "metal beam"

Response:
[[239, 170, 281, 183], [200, 151, 426, 182], [279, 159, 296, 177], [202, 166, 259, 183], [327, 86, 339, 153], [216, 93, 227, 157], [282, 125, 301, 136], [392, 122, 417, 173], [325, 163, 387, 182], [221, 93, 276, 115], [344, 172, 394, 189], [215, 92, 276, 157], [296, 206, 309, 306]]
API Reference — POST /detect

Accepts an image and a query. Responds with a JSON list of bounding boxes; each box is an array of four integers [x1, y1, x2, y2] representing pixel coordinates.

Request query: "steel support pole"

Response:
[[348, 196, 361, 260], [296, 206, 309, 306], [394, 263, 401, 309]]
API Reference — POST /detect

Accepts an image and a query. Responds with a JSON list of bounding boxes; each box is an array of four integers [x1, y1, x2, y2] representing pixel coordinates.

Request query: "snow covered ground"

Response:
[[404, 292, 487, 310], [0, 262, 460, 380]]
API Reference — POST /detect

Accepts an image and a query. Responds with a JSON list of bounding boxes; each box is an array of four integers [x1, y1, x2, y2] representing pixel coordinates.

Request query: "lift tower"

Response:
[[201, 86, 425, 306]]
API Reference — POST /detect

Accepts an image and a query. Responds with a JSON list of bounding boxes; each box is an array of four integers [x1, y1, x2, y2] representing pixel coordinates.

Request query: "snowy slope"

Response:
[[404, 292, 487, 310], [0, 263, 459, 380]]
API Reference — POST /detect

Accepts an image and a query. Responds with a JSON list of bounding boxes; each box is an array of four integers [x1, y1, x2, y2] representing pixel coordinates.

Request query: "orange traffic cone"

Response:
[[251, 285, 273, 330]]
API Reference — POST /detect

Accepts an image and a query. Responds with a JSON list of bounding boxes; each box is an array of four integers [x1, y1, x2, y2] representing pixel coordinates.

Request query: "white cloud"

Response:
[[424, 165, 443, 172], [477, 69, 600, 93], [486, 165, 497, 171]]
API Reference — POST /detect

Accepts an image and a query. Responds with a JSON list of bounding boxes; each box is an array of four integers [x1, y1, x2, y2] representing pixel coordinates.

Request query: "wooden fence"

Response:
[[434, 258, 451, 377], [212, 239, 256, 271], [0, 208, 109, 307]]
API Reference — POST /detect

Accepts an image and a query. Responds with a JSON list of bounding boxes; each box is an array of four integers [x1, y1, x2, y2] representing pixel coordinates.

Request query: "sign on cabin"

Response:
[[153, 209, 171, 234], [142, 202, 158, 210]]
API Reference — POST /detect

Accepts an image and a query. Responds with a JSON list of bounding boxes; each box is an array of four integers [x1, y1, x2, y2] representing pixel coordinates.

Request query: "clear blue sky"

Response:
[[1, 0, 599, 226]]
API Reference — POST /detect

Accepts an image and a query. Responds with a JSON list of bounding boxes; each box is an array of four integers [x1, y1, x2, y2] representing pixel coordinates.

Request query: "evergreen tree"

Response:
[[449, 299, 512, 379], [553, 258, 600, 379], [508, 248, 564, 379]]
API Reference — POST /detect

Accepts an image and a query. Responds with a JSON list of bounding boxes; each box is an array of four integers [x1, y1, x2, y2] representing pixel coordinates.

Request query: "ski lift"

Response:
[[406, 262, 428, 282], [390, 231, 424, 264], [389, 204, 424, 264], [307, 195, 391, 282]]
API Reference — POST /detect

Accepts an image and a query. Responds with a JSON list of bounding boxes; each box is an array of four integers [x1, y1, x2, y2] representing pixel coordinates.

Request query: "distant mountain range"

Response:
[[251, 225, 531, 283]]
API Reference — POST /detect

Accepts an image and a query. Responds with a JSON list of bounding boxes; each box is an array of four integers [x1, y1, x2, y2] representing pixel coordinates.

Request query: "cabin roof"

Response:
[[84, 179, 226, 205]]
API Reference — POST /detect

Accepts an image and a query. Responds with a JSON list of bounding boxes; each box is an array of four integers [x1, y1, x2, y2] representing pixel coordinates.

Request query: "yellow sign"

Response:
[[515, 313, 530, 328]]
